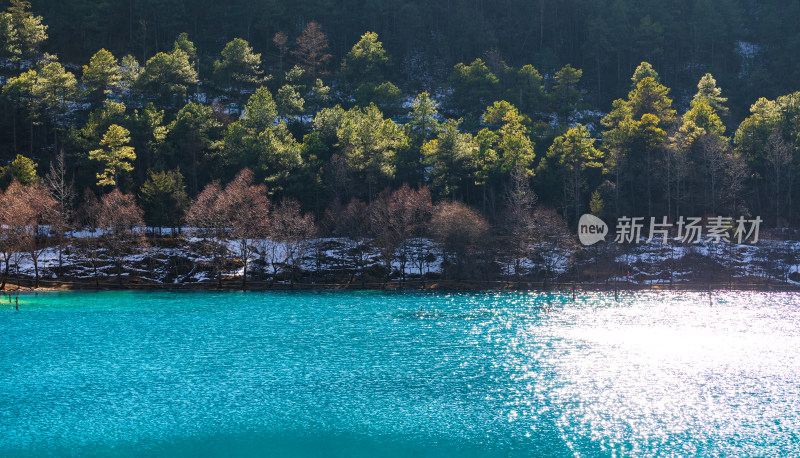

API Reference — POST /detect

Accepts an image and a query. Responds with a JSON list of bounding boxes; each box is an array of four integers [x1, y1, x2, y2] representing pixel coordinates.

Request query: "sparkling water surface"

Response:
[[2, 290, 800, 456]]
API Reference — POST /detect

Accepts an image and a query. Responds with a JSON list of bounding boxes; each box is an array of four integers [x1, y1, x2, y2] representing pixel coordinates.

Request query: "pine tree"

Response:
[[33, 59, 78, 148], [407, 91, 441, 148], [305, 78, 331, 115], [119, 54, 142, 92], [139, 48, 198, 107], [495, 107, 535, 176], [7, 0, 47, 62], [336, 104, 406, 199], [601, 63, 676, 217], [0, 153, 37, 186], [276, 83, 305, 122], [240, 86, 277, 131], [340, 31, 389, 84], [89, 124, 136, 187], [213, 38, 264, 98], [166, 102, 217, 193], [631, 61, 659, 86], [422, 119, 478, 200], [691, 73, 728, 116], [0, 12, 19, 59], [546, 125, 604, 223], [139, 168, 188, 231], [514, 64, 545, 118], [551, 64, 584, 124], [172, 33, 197, 66], [82, 49, 121, 101], [448, 58, 500, 122]]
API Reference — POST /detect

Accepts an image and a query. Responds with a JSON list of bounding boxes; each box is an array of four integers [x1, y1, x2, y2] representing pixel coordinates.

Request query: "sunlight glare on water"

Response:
[[2, 290, 799, 456], [526, 292, 800, 456]]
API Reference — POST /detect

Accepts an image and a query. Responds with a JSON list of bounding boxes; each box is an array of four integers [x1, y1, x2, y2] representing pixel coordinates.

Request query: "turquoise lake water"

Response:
[[2, 290, 800, 457]]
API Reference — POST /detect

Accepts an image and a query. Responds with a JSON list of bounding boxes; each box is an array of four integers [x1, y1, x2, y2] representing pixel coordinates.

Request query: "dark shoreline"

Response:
[[5, 278, 800, 293]]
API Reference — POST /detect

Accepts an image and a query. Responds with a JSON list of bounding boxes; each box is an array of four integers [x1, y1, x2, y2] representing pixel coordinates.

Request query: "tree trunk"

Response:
[[0, 257, 9, 290], [646, 150, 652, 218], [242, 245, 248, 290], [31, 248, 40, 288], [57, 235, 64, 275], [13, 109, 17, 153], [217, 256, 223, 287], [776, 165, 781, 226]]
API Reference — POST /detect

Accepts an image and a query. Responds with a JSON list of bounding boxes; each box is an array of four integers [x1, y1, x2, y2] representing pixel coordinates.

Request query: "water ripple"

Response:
[[2, 290, 799, 456]]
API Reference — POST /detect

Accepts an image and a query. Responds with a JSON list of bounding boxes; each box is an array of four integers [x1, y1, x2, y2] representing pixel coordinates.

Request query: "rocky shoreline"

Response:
[[4, 232, 800, 294]]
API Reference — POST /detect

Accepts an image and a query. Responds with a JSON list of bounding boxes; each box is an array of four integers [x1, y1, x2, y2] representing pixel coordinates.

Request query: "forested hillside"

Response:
[[2, 0, 800, 287], [16, 0, 800, 114]]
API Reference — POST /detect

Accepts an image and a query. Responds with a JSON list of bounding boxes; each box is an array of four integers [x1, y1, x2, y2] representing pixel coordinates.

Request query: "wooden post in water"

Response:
[[572, 282, 576, 302]]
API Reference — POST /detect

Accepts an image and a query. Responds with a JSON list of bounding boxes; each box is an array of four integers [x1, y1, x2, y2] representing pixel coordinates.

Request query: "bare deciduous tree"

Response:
[[226, 169, 270, 288], [5, 181, 57, 288], [530, 206, 574, 281], [325, 198, 370, 284], [273, 32, 288, 74], [431, 201, 489, 281], [324, 153, 349, 203], [393, 185, 433, 285], [369, 184, 433, 285], [766, 130, 793, 226], [698, 134, 729, 215], [186, 180, 230, 286], [271, 198, 316, 285], [503, 166, 537, 282], [291, 21, 332, 78], [0, 182, 29, 289], [368, 189, 399, 284], [98, 189, 146, 284], [75, 190, 103, 287], [45, 151, 75, 275]]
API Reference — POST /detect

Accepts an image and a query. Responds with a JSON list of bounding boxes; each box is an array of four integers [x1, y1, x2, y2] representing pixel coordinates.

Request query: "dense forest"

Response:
[[1, 0, 800, 286], [14, 0, 800, 112]]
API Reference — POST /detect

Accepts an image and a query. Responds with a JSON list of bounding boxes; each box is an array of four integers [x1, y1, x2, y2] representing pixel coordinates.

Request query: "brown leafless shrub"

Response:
[[325, 197, 370, 283], [226, 169, 270, 288], [98, 188, 147, 284], [271, 198, 316, 284], [430, 201, 489, 281], [369, 184, 433, 284]]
